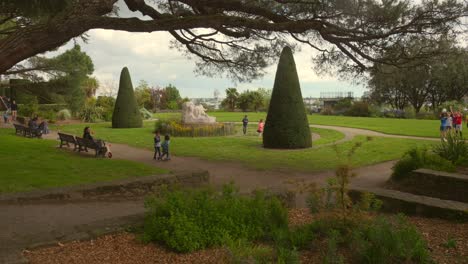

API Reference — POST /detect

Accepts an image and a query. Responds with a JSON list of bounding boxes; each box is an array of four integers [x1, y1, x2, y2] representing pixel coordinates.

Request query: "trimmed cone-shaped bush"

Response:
[[112, 67, 143, 128], [263, 47, 312, 149]]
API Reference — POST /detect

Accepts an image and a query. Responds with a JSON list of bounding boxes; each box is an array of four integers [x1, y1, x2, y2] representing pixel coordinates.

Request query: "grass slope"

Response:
[[153, 112, 441, 138], [0, 129, 167, 193]]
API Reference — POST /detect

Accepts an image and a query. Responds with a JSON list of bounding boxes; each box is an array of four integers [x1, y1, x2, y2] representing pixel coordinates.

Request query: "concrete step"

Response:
[[350, 187, 468, 222], [390, 168, 468, 203]]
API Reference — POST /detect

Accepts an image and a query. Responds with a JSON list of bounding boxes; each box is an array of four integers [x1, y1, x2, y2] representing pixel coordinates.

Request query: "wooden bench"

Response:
[[13, 124, 26, 136], [58, 132, 78, 150], [75, 137, 107, 157], [13, 124, 42, 138]]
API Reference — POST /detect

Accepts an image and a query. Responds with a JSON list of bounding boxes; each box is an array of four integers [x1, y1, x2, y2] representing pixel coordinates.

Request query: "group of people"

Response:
[[440, 107, 464, 140], [2, 97, 18, 124], [28, 116, 49, 135], [242, 115, 264, 136], [153, 131, 171, 161]]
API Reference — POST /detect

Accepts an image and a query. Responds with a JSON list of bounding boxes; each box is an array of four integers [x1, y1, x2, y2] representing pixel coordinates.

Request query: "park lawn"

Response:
[[0, 129, 167, 193], [52, 121, 434, 172], [52, 121, 344, 149], [153, 112, 441, 138]]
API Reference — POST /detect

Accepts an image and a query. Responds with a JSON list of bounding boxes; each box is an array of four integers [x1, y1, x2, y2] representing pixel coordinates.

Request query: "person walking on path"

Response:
[[440, 109, 449, 141], [257, 119, 264, 137], [153, 131, 162, 160], [242, 115, 249, 135], [160, 134, 171, 160], [453, 107, 463, 137], [10, 100, 17, 121]]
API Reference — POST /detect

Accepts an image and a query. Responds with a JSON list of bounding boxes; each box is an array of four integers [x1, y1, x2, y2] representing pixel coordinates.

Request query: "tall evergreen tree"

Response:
[[263, 47, 311, 149], [112, 67, 142, 128]]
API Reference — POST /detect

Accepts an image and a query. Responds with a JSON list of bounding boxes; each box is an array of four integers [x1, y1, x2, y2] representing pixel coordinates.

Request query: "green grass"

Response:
[[0, 129, 167, 193], [153, 112, 441, 138], [52, 121, 434, 172], [52, 121, 345, 149]]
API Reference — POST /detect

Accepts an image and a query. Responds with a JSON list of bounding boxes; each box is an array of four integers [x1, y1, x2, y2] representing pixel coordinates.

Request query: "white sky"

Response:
[[42, 0, 394, 99]]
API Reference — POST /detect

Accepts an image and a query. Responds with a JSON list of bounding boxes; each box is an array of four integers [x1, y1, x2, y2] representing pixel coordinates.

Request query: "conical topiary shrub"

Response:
[[112, 67, 143, 128], [263, 47, 312, 149]]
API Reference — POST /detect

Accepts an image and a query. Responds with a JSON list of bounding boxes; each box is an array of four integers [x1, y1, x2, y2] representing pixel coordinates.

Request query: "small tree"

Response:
[[112, 67, 143, 128], [263, 47, 311, 149]]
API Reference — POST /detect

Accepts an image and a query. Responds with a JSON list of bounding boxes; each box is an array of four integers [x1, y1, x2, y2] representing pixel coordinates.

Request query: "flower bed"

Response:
[[155, 119, 236, 137]]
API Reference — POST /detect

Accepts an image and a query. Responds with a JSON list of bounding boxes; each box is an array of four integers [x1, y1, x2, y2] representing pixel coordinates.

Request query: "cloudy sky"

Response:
[[45, 1, 367, 99]]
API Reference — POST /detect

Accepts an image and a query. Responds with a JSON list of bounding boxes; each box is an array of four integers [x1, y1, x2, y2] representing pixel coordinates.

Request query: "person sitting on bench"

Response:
[[83, 126, 106, 151]]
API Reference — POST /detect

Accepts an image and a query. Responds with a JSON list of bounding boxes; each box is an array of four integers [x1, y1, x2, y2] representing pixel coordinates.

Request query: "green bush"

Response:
[[346, 102, 371, 117], [39, 110, 56, 123], [142, 184, 288, 253], [112, 67, 143, 128], [263, 46, 312, 149], [78, 99, 103, 123], [433, 132, 468, 164], [18, 95, 39, 117], [226, 239, 275, 264], [96, 96, 115, 122], [322, 230, 345, 264], [57, 109, 72, 120], [351, 215, 431, 264], [140, 107, 152, 120], [38, 104, 68, 112], [391, 147, 455, 181]]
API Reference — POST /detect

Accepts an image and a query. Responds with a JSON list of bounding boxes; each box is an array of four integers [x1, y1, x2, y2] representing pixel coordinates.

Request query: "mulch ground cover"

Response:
[[25, 209, 468, 264]]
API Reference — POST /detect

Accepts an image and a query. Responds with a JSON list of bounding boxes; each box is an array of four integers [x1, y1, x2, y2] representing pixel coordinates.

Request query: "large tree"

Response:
[[0, 0, 466, 80]]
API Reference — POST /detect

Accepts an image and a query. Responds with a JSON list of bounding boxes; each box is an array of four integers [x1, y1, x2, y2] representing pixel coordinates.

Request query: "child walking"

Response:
[[257, 119, 264, 137], [161, 134, 171, 160], [153, 131, 162, 160]]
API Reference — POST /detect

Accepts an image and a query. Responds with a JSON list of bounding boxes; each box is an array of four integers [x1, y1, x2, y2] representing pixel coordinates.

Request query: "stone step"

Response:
[[350, 187, 468, 222], [390, 168, 468, 203]]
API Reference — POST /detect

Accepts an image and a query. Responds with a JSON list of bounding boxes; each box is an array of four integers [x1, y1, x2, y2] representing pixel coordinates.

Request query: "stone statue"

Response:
[[182, 102, 216, 124]]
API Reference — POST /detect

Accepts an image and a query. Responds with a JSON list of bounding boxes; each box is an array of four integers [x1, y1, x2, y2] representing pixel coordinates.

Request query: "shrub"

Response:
[[391, 147, 455, 181], [263, 46, 312, 149], [351, 215, 431, 264], [140, 107, 152, 120], [320, 106, 334, 115], [226, 239, 275, 264], [96, 96, 115, 121], [57, 109, 72, 120], [39, 110, 56, 123], [433, 132, 468, 164], [142, 184, 288, 253], [346, 102, 371, 117], [78, 99, 103, 123], [322, 230, 345, 264], [154, 119, 236, 137], [18, 95, 39, 117], [112, 67, 143, 128]]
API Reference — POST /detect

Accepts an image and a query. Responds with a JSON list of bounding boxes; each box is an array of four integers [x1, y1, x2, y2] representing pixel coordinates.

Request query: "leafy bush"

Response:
[[226, 239, 275, 264], [433, 132, 468, 164], [154, 119, 236, 137], [38, 104, 68, 112], [57, 109, 72, 120], [320, 106, 334, 115], [346, 102, 371, 117], [351, 215, 431, 264], [78, 99, 103, 122], [96, 96, 115, 121], [391, 147, 455, 181], [322, 230, 345, 264], [39, 110, 56, 123], [142, 184, 288, 253], [18, 95, 39, 117], [139, 107, 152, 120]]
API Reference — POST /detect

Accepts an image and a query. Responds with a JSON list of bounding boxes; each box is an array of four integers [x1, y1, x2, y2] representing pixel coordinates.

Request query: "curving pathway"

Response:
[[0, 124, 437, 263]]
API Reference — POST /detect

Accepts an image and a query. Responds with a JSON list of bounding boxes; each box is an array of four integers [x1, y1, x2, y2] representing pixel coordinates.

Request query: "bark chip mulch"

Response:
[[24, 209, 468, 264]]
